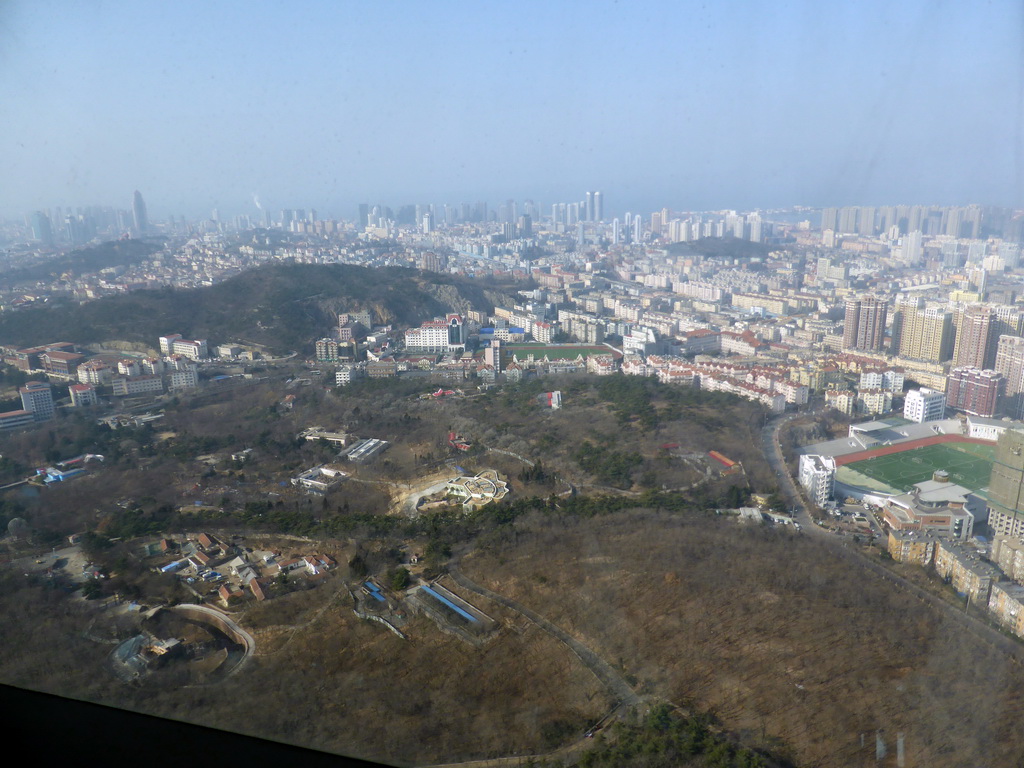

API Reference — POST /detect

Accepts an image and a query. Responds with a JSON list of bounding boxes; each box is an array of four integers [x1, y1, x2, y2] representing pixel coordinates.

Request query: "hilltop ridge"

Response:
[[0, 262, 518, 353]]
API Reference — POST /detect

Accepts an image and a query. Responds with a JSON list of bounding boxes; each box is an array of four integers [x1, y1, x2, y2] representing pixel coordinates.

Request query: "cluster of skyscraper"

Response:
[[548, 192, 603, 225], [821, 204, 984, 240], [357, 200, 545, 233], [842, 292, 1024, 419], [29, 190, 149, 247], [844, 296, 1024, 366]]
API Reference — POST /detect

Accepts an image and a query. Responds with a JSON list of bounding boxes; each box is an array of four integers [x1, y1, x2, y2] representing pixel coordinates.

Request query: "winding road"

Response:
[[169, 603, 257, 677]]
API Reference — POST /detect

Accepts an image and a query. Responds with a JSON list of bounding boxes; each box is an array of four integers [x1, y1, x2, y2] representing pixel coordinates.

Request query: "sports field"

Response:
[[843, 442, 994, 493]]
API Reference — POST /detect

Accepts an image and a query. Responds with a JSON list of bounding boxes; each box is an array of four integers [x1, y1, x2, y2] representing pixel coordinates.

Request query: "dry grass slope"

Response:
[[463, 512, 1024, 768]]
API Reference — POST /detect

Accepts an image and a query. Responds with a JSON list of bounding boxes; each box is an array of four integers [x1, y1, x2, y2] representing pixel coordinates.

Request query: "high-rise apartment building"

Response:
[[945, 367, 1004, 417], [994, 305, 1024, 342], [821, 207, 838, 232], [747, 213, 763, 243], [837, 206, 859, 234], [842, 296, 888, 352], [953, 305, 1024, 369], [901, 231, 923, 265], [551, 203, 564, 226], [888, 295, 920, 354], [995, 334, 1024, 419], [952, 305, 994, 369], [987, 429, 1024, 538], [857, 206, 875, 237], [891, 298, 953, 362]]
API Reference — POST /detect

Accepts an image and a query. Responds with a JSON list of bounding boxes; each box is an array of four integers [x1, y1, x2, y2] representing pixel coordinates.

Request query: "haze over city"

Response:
[[3, 0, 1023, 219], [10, 3, 1024, 766]]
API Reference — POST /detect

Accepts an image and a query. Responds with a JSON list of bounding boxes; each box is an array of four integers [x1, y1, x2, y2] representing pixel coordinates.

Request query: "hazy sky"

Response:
[[2, 0, 1023, 219]]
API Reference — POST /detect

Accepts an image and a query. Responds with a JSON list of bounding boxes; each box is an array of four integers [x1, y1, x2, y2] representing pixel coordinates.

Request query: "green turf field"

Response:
[[844, 442, 994, 492]]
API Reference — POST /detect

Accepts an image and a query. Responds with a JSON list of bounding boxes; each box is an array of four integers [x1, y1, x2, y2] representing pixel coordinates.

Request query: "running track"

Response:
[[832, 434, 993, 467]]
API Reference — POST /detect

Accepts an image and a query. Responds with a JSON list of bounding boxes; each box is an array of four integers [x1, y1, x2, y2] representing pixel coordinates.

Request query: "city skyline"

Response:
[[2, 1, 1023, 219], [9, 196, 1014, 231]]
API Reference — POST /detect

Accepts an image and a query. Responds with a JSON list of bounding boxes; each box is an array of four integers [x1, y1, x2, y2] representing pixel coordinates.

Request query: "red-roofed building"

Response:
[[249, 579, 267, 601], [219, 584, 244, 604], [278, 557, 305, 572], [40, 350, 85, 378], [191, 551, 212, 567]]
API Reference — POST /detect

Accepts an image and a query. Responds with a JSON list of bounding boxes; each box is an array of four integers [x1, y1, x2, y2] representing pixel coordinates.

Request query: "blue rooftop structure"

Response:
[[419, 585, 478, 623]]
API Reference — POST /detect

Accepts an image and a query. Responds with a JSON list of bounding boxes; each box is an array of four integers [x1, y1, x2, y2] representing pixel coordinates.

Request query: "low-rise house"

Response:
[[291, 465, 347, 494], [992, 535, 1024, 584], [190, 551, 212, 568], [278, 557, 306, 573], [250, 579, 267, 601], [887, 529, 939, 565], [934, 539, 1000, 604], [303, 553, 336, 575], [218, 584, 244, 605], [988, 581, 1024, 638], [236, 565, 259, 584]]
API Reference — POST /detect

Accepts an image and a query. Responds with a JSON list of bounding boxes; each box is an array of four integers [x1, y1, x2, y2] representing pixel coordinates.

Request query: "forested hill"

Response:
[[0, 263, 518, 353], [0, 239, 163, 288]]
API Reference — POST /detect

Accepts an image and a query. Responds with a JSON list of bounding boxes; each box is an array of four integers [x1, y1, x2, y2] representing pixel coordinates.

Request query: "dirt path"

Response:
[[448, 558, 641, 710], [425, 558, 642, 768]]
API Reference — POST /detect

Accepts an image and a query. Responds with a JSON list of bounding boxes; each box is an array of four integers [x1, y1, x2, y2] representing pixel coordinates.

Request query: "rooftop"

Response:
[[913, 479, 971, 505]]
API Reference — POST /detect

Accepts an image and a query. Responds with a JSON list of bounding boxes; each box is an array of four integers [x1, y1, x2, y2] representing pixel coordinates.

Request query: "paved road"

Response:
[[169, 603, 256, 677], [761, 412, 822, 534], [448, 560, 641, 710]]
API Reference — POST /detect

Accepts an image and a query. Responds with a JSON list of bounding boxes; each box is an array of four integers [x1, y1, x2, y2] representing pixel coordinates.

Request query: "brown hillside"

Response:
[[462, 512, 1024, 768]]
